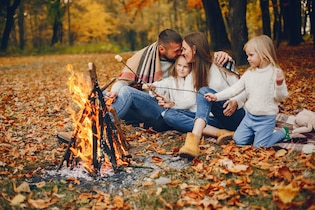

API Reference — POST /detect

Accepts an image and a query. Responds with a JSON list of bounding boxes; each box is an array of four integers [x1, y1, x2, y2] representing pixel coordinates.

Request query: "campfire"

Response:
[[57, 63, 130, 176]]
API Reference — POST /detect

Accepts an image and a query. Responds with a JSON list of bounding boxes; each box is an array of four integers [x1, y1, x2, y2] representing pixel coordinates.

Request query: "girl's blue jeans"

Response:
[[163, 87, 245, 132], [234, 112, 286, 148]]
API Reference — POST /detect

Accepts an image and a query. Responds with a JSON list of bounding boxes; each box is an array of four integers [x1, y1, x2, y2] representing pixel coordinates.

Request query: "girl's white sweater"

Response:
[[152, 72, 197, 112], [215, 65, 288, 115]]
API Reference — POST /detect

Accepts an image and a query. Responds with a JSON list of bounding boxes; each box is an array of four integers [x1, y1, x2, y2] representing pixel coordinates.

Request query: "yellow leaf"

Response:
[[10, 194, 26, 206], [275, 149, 287, 158], [28, 198, 58, 209], [113, 195, 124, 208], [277, 183, 300, 204], [16, 181, 30, 193]]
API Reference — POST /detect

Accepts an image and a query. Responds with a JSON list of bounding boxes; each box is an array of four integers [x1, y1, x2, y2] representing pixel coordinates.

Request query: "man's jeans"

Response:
[[110, 86, 172, 131]]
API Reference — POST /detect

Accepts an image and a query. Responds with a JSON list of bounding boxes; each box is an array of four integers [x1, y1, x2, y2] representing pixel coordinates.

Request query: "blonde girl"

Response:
[[205, 35, 290, 148]]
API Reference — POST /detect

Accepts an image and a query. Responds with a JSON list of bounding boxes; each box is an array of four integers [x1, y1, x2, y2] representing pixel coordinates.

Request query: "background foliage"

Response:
[[0, 0, 313, 56]]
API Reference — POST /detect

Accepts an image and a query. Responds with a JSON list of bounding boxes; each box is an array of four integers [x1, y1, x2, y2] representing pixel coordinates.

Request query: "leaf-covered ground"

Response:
[[0, 41, 314, 209]]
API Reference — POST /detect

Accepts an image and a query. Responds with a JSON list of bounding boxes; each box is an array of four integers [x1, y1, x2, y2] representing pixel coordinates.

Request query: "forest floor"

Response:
[[0, 41, 315, 209]]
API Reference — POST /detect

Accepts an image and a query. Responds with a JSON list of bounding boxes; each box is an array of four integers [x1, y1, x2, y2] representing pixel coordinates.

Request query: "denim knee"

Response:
[[199, 87, 216, 95]]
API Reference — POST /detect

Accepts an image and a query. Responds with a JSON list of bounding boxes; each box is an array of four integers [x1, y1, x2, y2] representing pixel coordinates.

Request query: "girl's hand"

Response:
[[143, 83, 155, 91], [276, 69, 285, 86], [156, 95, 174, 108], [204, 93, 217, 101]]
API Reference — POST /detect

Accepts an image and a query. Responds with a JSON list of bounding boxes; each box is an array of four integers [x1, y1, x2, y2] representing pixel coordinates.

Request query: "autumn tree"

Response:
[[69, 0, 117, 44], [17, 0, 24, 50], [281, 0, 303, 45], [260, 0, 271, 37], [48, 0, 65, 46], [228, 0, 248, 65], [201, 0, 231, 50], [0, 0, 21, 51]]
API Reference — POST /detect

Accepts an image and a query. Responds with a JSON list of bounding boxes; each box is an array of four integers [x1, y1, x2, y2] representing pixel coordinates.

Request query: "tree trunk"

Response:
[[50, 0, 64, 46], [18, 0, 24, 50], [1, 0, 21, 51], [202, 0, 231, 51], [228, 0, 248, 66], [128, 29, 136, 51], [272, 0, 282, 47], [282, 0, 303, 45], [260, 0, 271, 37], [311, 0, 315, 49]]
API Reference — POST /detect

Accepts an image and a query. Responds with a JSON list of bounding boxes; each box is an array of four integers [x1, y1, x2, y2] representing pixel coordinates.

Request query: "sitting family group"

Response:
[[102, 28, 291, 160]]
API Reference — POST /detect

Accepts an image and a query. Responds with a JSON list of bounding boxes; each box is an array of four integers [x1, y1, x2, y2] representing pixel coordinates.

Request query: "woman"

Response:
[[162, 32, 246, 159]]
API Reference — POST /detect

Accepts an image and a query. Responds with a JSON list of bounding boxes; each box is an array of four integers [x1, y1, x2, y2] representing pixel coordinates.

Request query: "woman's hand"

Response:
[[223, 100, 238, 117], [213, 51, 233, 66], [204, 93, 217, 102]]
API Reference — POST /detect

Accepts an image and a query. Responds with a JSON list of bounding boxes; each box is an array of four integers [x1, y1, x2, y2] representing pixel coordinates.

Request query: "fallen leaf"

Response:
[[275, 149, 287, 158], [10, 194, 26, 206], [16, 181, 31, 193], [277, 183, 300, 204]]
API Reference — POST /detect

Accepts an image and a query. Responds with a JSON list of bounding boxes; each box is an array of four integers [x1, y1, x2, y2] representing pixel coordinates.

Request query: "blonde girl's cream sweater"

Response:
[[215, 65, 288, 116]]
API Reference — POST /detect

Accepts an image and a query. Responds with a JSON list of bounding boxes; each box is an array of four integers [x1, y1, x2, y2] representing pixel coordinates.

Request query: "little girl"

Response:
[[145, 55, 196, 112], [204, 35, 290, 148]]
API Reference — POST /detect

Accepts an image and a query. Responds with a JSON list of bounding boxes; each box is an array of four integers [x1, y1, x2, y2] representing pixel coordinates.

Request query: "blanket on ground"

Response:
[[274, 113, 315, 154], [205, 113, 315, 153]]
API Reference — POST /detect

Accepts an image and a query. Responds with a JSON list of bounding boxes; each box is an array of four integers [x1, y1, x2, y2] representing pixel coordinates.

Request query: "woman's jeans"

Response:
[[163, 87, 245, 133], [108, 86, 172, 131], [234, 112, 285, 148]]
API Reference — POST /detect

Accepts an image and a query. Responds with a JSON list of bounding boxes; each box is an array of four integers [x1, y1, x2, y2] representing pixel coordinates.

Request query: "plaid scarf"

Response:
[[118, 42, 163, 83]]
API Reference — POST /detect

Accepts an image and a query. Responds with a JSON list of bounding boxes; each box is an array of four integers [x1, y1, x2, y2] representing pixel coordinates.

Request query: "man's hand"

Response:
[[213, 51, 233, 66], [223, 100, 238, 117], [105, 91, 118, 101]]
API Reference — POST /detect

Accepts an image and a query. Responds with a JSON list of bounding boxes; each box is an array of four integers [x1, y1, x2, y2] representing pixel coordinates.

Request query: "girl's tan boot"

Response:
[[179, 132, 200, 159]]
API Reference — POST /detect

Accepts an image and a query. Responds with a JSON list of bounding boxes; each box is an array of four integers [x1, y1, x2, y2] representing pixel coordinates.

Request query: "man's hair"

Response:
[[157, 29, 182, 46]]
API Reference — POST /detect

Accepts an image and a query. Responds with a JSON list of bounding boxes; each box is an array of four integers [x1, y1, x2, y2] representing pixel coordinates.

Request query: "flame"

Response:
[[66, 64, 128, 174]]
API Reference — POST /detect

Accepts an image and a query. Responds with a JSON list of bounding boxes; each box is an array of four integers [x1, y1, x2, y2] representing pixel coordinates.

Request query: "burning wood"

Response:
[[57, 62, 130, 176]]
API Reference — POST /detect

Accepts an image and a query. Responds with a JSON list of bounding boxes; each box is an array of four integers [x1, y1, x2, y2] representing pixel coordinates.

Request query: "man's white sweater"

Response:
[[215, 65, 288, 116]]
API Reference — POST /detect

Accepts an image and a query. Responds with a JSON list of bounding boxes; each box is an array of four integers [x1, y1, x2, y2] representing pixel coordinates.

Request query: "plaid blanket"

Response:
[[274, 113, 315, 153]]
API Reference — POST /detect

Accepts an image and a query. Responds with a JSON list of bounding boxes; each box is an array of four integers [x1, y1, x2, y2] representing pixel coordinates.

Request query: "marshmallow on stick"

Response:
[[114, 54, 161, 98]]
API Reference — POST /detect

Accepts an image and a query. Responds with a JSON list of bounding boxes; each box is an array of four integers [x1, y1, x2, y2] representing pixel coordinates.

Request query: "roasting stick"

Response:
[[114, 55, 162, 98]]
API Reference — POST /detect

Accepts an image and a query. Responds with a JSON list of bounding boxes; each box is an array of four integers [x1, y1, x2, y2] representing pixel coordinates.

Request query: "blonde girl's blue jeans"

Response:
[[233, 112, 286, 148]]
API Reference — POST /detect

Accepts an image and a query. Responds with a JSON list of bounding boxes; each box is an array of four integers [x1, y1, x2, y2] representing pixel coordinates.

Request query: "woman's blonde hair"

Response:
[[244, 35, 279, 70]]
